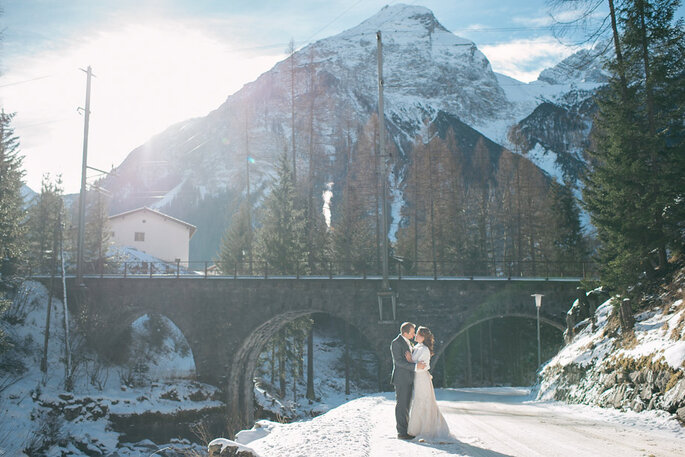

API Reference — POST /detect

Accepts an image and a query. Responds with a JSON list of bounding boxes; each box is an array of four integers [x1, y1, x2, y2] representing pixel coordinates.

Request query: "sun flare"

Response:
[[0, 21, 280, 193]]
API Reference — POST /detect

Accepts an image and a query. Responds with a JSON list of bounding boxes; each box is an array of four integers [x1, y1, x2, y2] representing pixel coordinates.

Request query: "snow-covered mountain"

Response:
[[100, 4, 607, 259]]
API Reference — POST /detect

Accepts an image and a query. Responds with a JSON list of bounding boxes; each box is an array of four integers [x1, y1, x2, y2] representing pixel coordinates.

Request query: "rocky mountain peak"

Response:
[[537, 48, 609, 86], [343, 4, 450, 36]]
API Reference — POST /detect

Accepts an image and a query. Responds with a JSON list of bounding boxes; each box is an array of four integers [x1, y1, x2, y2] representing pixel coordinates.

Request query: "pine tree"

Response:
[[255, 152, 307, 274], [217, 201, 253, 274], [26, 175, 64, 274], [84, 187, 112, 273], [0, 111, 27, 277], [584, 0, 685, 293], [65, 187, 112, 273], [547, 182, 587, 272]]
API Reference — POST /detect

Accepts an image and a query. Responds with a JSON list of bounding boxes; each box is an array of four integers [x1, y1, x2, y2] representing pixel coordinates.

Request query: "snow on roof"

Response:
[[108, 206, 197, 237]]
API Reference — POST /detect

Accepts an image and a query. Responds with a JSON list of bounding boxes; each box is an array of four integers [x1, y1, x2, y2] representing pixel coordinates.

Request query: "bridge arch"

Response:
[[431, 313, 565, 387], [433, 312, 564, 363], [228, 308, 385, 426], [126, 312, 197, 380]]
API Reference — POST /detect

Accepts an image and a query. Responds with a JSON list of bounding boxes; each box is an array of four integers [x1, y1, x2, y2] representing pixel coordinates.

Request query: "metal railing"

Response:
[[29, 258, 598, 281]]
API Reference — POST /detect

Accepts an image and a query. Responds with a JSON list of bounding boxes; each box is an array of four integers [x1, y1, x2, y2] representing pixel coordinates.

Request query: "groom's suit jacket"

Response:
[[390, 334, 416, 386]]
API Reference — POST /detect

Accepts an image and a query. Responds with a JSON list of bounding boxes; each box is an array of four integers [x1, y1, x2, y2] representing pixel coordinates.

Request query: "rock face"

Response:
[[97, 4, 605, 261], [538, 279, 685, 423], [541, 360, 685, 420]]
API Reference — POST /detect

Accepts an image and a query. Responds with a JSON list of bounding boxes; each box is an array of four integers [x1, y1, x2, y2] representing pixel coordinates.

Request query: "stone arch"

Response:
[[227, 309, 384, 427], [126, 312, 198, 379], [431, 313, 565, 369], [86, 306, 200, 377]]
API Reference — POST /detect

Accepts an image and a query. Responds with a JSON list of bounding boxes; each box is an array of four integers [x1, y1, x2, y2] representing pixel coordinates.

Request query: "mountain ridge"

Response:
[[98, 4, 604, 261]]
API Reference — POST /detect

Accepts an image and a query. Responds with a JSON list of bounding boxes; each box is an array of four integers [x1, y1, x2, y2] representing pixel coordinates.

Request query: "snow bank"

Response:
[[538, 285, 685, 421]]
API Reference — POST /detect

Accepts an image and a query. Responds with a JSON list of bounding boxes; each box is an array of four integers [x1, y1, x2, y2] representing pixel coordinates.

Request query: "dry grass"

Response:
[[606, 354, 671, 373], [665, 371, 683, 392]]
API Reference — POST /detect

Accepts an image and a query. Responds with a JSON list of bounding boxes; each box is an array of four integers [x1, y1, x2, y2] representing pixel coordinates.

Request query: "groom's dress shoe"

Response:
[[397, 434, 415, 440]]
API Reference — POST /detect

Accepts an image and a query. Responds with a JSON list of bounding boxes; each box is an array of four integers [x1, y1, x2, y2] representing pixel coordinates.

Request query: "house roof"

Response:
[[108, 206, 197, 238]]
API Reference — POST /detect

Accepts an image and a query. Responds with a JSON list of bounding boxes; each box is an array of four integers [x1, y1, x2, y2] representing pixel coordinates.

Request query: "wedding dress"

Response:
[[407, 343, 451, 441]]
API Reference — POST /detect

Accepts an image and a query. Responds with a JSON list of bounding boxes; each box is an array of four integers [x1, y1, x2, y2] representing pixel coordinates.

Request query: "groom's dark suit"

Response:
[[391, 334, 416, 436]]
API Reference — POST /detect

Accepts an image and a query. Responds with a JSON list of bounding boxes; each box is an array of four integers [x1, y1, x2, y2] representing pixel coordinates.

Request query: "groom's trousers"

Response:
[[395, 382, 413, 435]]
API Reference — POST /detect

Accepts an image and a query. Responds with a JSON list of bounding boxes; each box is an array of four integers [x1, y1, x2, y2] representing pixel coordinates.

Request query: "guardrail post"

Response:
[[433, 259, 437, 280], [296, 262, 300, 280], [398, 262, 402, 280], [329, 261, 333, 279], [234, 263, 238, 280], [123, 262, 127, 278], [204, 261, 208, 279], [176, 259, 180, 278], [264, 262, 268, 279], [150, 263, 153, 278]]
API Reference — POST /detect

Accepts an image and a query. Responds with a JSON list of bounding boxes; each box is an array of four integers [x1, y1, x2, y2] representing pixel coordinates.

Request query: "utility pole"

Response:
[[76, 66, 94, 285], [245, 112, 253, 275], [376, 31, 396, 322], [288, 39, 297, 183]]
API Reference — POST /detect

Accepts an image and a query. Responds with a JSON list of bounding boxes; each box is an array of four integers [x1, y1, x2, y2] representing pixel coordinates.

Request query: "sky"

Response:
[[0, 0, 673, 194]]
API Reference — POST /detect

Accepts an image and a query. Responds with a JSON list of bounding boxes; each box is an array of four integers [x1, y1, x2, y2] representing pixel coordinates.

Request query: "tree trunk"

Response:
[[279, 329, 286, 398], [608, 0, 630, 102], [488, 320, 494, 385], [306, 327, 315, 400], [465, 328, 472, 386], [344, 322, 350, 395]]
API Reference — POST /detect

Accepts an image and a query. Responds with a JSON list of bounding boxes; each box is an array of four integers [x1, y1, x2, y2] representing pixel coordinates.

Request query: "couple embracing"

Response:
[[391, 322, 451, 442]]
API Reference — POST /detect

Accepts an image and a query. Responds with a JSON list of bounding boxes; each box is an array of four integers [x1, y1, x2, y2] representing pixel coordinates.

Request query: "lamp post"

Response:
[[532, 294, 544, 368]]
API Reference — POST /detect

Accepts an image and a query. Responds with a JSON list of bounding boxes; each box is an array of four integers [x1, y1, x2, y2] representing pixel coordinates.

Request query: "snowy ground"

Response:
[[236, 387, 685, 457]]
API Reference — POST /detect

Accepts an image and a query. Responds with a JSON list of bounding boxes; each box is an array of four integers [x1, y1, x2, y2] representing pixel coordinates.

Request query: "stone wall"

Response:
[[541, 358, 685, 423]]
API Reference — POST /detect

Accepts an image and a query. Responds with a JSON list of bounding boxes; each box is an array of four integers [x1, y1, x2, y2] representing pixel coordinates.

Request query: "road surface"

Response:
[[245, 388, 685, 457]]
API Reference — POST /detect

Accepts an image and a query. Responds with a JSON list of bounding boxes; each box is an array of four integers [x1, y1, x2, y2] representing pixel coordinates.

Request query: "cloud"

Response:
[[512, 15, 555, 27], [480, 37, 581, 82]]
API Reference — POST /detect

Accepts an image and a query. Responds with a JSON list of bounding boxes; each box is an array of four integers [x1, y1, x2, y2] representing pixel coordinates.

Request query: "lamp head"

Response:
[[532, 294, 544, 309]]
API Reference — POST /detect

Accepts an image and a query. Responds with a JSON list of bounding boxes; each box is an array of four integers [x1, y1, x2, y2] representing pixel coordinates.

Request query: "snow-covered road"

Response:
[[242, 387, 685, 457]]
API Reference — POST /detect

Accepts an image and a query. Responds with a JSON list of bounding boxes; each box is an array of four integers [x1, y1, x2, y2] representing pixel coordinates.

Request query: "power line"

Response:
[[303, 0, 369, 45], [0, 74, 55, 88]]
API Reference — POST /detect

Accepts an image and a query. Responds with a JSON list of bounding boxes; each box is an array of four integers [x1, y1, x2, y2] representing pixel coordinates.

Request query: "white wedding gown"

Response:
[[407, 343, 452, 441]]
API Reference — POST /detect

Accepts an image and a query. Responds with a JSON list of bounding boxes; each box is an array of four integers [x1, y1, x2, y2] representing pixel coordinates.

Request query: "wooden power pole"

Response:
[[376, 31, 396, 322], [76, 66, 94, 284]]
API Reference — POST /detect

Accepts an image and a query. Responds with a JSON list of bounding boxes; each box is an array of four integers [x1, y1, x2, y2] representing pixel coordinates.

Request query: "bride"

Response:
[[405, 326, 452, 441]]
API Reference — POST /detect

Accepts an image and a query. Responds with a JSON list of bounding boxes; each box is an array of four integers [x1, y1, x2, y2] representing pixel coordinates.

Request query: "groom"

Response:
[[391, 322, 426, 440]]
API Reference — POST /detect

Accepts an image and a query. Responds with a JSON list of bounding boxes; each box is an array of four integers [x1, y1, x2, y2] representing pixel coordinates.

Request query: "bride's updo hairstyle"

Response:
[[417, 326, 435, 356]]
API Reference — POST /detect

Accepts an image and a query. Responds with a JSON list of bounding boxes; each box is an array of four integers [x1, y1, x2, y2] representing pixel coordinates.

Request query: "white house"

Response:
[[108, 207, 196, 263]]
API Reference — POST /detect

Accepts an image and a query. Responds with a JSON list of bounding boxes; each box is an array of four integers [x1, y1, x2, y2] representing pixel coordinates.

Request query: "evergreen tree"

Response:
[[547, 182, 587, 271], [584, 0, 685, 293], [65, 187, 112, 273], [217, 201, 253, 274], [255, 152, 306, 274], [26, 175, 64, 275], [0, 111, 27, 277], [84, 187, 112, 272], [332, 197, 376, 274]]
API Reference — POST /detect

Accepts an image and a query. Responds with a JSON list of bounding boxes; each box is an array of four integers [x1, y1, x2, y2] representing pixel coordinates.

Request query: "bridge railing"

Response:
[[34, 258, 599, 280]]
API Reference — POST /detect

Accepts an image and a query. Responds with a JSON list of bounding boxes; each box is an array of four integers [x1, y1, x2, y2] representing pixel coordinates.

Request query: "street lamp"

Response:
[[532, 294, 544, 368]]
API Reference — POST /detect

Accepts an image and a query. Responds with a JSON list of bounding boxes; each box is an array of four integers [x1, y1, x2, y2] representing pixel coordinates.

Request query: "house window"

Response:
[[134, 232, 145, 242]]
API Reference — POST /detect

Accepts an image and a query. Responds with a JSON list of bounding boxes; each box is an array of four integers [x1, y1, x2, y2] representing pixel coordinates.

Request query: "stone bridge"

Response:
[[54, 276, 581, 428]]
